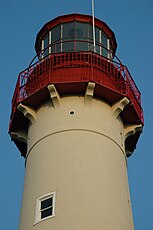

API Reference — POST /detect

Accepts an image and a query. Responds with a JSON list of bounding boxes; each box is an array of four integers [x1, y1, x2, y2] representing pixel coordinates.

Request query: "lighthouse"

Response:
[[9, 13, 144, 230]]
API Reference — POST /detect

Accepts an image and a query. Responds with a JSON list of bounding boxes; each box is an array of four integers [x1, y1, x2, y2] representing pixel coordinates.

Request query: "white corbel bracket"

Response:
[[47, 84, 60, 108], [17, 103, 36, 124], [10, 130, 28, 144], [124, 124, 143, 140], [84, 82, 95, 106], [112, 97, 130, 118]]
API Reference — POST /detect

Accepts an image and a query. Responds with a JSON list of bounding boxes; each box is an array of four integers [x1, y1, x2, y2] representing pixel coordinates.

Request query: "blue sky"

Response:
[[1, 0, 153, 229]]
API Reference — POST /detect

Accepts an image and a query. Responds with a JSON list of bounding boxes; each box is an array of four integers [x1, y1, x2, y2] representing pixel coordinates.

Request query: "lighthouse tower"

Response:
[[9, 14, 144, 230]]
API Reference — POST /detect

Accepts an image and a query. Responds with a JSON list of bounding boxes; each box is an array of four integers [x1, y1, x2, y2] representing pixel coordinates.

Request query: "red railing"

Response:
[[11, 51, 144, 124]]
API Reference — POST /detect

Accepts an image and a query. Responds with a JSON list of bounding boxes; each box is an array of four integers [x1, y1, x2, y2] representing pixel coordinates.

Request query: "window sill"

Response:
[[33, 214, 56, 226]]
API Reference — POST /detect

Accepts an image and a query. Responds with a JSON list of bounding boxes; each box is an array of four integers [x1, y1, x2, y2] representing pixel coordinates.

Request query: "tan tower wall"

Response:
[[18, 85, 134, 230]]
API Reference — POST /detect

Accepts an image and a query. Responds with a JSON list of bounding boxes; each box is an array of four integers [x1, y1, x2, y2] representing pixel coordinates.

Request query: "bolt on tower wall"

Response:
[[9, 14, 144, 230]]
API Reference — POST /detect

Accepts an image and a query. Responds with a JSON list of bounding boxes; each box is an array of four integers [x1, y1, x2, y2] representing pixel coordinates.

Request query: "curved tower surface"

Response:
[[9, 14, 144, 230]]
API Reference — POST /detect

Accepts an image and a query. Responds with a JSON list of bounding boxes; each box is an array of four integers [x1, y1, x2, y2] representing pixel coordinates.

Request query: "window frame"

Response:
[[34, 191, 56, 225], [42, 33, 49, 58], [101, 31, 109, 58], [49, 31, 51, 54], [51, 24, 61, 53]]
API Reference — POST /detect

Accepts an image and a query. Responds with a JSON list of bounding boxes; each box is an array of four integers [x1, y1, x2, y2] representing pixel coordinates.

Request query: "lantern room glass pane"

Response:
[[63, 22, 75, 40], [75, 22, 89, 51], [43, 33, 49, 57], [62, 22, 75, 52], [89, 25, 100, 53], [76, 42, 88, 51], [95, 27, 100, 54], [89, 24, 93, 40], [102, 32, 108, 58], [51, 25, 61, 53], [89, 24, 94, 51], [75, 22, 89, 40], [62, 41, 74, 52]]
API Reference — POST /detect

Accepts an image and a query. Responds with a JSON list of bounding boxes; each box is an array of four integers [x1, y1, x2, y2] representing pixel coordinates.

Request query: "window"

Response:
[[95, 27, 100, 54], [34, 192, 56, 224], [102, 32, 109, 58], [42, 33, 49, 57], [51, 25, 61, 53], [62, 22, 89, 52], [75, 22, 89, 51], [62, 22, 75, 52], [89, 25, 100, 53]]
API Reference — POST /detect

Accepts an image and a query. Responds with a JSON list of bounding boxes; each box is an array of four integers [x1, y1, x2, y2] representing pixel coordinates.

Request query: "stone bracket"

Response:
[[84, 82, 95, 106], [47, 84, 60, 108], [10, 130, 28, 143], [112, 97, 129, 118], [17, 103, 36, 124], [124, 124, 143, 140]]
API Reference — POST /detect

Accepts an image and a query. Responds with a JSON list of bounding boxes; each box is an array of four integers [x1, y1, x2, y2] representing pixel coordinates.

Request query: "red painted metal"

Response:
[[9, 51, 144, 133]]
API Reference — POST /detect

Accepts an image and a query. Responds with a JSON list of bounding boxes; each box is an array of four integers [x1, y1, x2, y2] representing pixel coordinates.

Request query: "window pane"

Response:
[[95, 27, 100, 54], [89, 24, 93, 41], [51, 25, 61, 53], [102, 32, 108, 58], [62, 41, 74, 52], [63, 22, 75, 40], [41, 197, 52, 210], [41, 208, 53, 219], [89, 24, 100, 42], [76, 42, 88, 51], [89, 25, 100, 53], [51, 43, 61, 53], [62, 22, 75, 52], [43, 33, 49, 57], [51, 25, 61, 42], [75, 22, 89, 40], [89, 24, 94, 51], [95, 27, 100, 43], [96, 45, 100, 54]]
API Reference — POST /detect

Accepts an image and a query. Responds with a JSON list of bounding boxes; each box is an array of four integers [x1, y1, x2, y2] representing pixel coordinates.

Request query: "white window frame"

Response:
[[107, 38, 111, 59], [34, 191, 56, 225], [49, 31, 51, 54], [61, 24, 63, 52], [41, 40, 44, 59], [99, 29, 102, 55], [41, 33, 49, 58]]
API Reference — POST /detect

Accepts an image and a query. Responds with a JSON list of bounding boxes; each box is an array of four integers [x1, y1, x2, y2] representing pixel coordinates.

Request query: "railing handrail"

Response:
[[21, 53, 140, 98], [29, 39, 122, 68]]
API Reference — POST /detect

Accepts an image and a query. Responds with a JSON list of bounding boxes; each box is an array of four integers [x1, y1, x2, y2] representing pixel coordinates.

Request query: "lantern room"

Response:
[[35, 14, 117, 59]]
